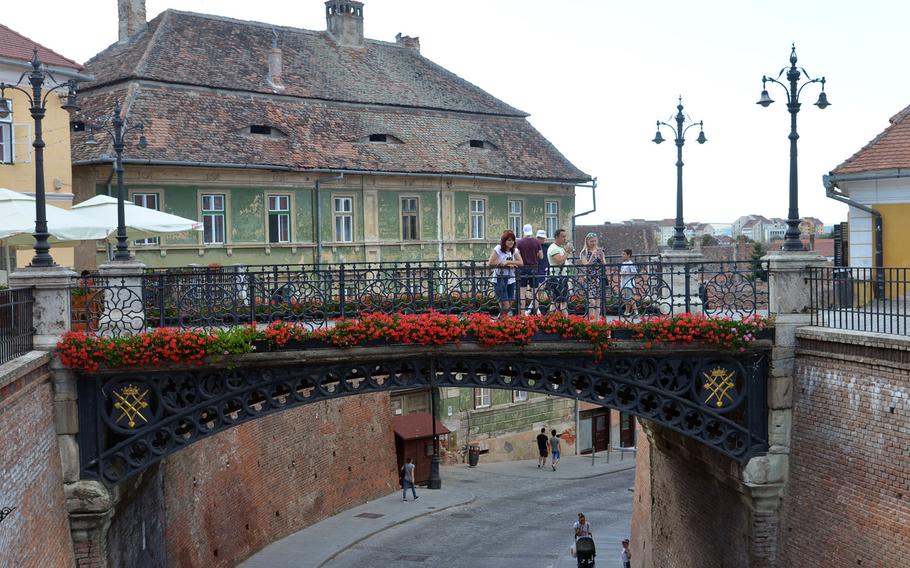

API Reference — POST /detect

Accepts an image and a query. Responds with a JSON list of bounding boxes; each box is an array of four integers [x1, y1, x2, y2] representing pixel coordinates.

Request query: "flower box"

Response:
[[611, 328, 633, 340]]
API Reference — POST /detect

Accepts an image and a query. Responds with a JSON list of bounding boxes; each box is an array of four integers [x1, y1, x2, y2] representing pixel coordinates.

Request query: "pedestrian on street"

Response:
[[621, 538, 632, 568], [401, 457, 419, 501], [574, 512, 593, 539], [537, 427, 550, 468], [516, 223, 543, 315], [550, 429, 562, 470]]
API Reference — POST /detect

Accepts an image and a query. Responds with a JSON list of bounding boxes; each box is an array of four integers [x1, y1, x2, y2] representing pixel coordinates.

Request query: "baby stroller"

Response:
[[575, 535, 596, 567]]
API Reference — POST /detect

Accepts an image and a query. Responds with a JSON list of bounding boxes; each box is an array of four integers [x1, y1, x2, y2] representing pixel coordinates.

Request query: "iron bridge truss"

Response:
[[78, 351, 769, 485]]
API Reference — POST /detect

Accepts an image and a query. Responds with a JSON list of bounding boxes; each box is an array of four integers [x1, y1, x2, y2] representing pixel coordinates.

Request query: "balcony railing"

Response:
[[70, 260, 769, 336], [0, 287, 35, 364], [809, 266, 910, 335]]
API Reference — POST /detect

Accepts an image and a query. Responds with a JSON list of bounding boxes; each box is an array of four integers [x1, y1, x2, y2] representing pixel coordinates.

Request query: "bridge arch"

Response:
[[77, 343, 769, 485]]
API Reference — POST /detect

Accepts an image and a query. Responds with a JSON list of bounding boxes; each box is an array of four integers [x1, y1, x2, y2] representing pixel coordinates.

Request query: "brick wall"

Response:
[[0, 352, 75, 568], [106, 392, 398, 568], [781, 328, 910, 567], [634, 422, 752, 568]]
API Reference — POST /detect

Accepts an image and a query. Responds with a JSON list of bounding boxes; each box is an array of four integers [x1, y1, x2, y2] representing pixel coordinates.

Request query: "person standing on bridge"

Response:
[[537, 427, 550, 468], [401, 457, 419, 501], [550, 429, 562, 470], [488, 230, 523, 319]]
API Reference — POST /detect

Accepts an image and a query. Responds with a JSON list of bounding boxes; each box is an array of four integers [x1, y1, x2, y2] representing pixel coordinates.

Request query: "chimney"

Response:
[[325, 1, 364, 47], [395, 33, 420, 53], [118, 0, 147, 43], [267, 28, 284, 91]]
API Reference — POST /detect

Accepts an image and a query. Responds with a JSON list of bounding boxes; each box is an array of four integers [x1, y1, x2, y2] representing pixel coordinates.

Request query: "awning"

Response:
[[392, 412, 451, 440]]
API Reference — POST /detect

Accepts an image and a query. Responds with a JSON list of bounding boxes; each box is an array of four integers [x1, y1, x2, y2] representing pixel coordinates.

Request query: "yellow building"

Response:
[[0, 24, 84, 278], [826, 104, 910, 269]]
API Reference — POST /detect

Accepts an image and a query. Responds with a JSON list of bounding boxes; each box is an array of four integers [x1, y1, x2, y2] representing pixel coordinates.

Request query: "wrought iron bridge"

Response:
[[70, 259, 769, 335]]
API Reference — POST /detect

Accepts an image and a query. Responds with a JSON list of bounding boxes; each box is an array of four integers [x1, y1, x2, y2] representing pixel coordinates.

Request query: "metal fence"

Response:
[[0, 287, 34, 364], [71, 259, 769, 336], [809, 266, 910, 335]]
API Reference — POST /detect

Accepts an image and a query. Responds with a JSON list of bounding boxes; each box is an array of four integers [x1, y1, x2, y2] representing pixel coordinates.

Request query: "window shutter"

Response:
[[12, 123, 32, 164]]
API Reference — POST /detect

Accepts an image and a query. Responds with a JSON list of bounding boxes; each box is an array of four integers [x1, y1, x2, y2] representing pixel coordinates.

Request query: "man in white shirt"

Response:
[[546, 229, 573, 315]]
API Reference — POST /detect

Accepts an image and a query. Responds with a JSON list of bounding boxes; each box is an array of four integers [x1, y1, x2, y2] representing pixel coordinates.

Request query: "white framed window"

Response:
[[545, 200, 559, 238], [470, 198, 485, 240], [508, 199, 523, 236], [132, 192, 160, 246], [268, 194, 291, 243], [333, 196, 353, 242], [474, 388, 491, 409], [401, 197, 418, 241], [0, 99, 12, 164], [513, 390, 528, 402], [201, 193, 226, 244]]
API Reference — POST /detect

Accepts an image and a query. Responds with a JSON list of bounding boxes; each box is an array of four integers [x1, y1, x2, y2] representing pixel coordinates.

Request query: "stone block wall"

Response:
[[0, 352, 75, 568], [634, 422, 752, 568], [105, 392, 398, 568], [780, 328, 910, 567]]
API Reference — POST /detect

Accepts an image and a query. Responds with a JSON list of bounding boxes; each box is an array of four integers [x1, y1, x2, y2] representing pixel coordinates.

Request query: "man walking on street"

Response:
[[550, 429, 562, 470], [536, 427, 550, 468], [516, 223, 543, 315], [401, 457, 418, 501], [621, 538, 632, 568]]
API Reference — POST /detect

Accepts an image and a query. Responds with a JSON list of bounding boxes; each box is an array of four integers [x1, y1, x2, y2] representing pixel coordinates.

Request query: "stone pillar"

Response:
[[659, 249, 703, 316], [743, 250, 826, 566], [9, 265, 77, 351], [97, 260, 147, 337]]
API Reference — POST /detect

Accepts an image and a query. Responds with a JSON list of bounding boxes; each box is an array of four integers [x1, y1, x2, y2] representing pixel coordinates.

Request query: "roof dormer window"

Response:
[[359, 133, 403, 144], [241, 125, 287, 139], [464, 139, 498, 150]]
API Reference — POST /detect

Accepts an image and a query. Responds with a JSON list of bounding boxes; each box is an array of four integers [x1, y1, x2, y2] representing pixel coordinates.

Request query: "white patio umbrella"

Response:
[[0, 187, 111, 246], [69, 195, 202, 240]]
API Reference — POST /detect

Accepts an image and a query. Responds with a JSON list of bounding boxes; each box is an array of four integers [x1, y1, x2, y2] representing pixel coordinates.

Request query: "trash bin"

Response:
[[467, 443, 480, 467], [833, 269, 854, 308]]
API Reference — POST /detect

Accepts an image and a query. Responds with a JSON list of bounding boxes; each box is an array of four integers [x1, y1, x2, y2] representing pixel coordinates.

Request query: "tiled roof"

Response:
[[0, 23, 82, 70], [75, 10, 589, 182], [82, 10, 523, 116], [832, 105, 910, 175], [72, 84, 589, 181]]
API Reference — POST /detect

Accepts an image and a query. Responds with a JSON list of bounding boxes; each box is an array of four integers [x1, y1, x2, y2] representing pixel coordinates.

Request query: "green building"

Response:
[[71, 2, 590, 270]]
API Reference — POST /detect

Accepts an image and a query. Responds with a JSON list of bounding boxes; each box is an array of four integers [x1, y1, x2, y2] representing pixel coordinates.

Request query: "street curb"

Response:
[[466, 461, 636, 481], [316, 491, 478, 568]]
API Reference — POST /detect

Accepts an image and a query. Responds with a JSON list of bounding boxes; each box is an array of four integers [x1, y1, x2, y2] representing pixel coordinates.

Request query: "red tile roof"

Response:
[[0, 23, 81, 70], [832, 105, 910, 175], [392, 412, 451, 440], [74, 10, 589, 182]]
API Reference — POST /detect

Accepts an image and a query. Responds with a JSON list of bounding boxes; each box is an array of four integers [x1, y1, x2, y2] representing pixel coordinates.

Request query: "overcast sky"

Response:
[[5, 0, 908, 226]]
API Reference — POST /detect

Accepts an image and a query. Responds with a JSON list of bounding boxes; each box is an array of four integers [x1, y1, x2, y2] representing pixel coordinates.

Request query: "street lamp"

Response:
[[0, 47, 79, 267], [652, 97, 707, 250], [757, 44, 830, 252], [84, 101, 148, 261]]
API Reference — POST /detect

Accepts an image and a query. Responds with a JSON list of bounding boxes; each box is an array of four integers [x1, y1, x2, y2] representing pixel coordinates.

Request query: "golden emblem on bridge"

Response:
[[702, 366, 736, 408], [113, 384, 150, 428]]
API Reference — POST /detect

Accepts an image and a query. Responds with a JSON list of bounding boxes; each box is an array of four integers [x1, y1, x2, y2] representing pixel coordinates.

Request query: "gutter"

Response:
[[571, 177, 598, 245], [823, 172, 887, 296], [73, 158, 593, 187], [0, 56, 93, 81]]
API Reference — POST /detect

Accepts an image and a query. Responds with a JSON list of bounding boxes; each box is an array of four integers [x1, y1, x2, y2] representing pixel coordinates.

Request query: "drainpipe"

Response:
[[571, 177, 597, 246], [314, 173, 344, 266], [823, 173, 885, 296]]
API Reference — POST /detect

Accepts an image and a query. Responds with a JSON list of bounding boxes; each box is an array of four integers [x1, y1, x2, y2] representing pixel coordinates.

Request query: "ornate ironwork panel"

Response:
[[77, 350, 768, 485]]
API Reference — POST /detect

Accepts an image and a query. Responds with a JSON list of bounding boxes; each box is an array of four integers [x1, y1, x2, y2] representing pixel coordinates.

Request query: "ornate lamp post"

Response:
[[652, 97, 706, 250], [0, 48, 79, 267], [85, 101, 148, 261], [757, 44, 830, 252]]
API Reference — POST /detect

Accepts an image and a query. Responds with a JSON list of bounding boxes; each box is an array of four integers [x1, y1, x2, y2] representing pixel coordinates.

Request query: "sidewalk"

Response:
[[239, 452, 635, 568]]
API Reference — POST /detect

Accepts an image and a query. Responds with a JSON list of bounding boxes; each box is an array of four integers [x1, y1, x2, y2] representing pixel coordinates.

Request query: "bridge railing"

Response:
[[70, 259, 768, 336], [0, 287, 34, 364], [808, 266, 910, 335]]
